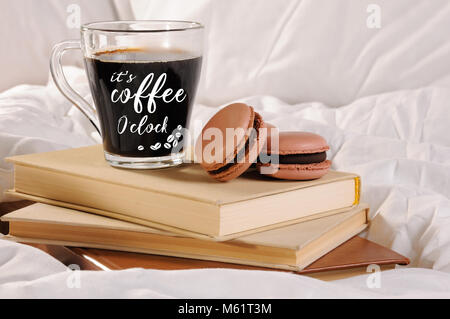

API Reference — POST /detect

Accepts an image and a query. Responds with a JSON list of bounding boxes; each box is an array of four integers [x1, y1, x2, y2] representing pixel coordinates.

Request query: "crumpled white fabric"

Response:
[[1, 67, 450, 297], [131, 0, 450, 107]]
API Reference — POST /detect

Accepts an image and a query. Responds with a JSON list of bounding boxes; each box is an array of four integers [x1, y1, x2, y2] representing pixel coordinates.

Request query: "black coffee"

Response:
[[84, 49, 202, 158]]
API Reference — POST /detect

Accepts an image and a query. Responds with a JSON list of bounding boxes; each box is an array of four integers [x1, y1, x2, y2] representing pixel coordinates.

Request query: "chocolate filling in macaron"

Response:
[[275, 151, 327, 165]]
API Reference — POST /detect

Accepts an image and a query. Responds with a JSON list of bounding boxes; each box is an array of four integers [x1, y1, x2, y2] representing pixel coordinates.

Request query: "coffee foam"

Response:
[[91, 47, 200, 63]]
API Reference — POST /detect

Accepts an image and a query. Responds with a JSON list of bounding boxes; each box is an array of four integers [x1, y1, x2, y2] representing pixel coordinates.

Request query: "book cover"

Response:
[[25, 236, 409, 281], [79, 235, 410, 281]]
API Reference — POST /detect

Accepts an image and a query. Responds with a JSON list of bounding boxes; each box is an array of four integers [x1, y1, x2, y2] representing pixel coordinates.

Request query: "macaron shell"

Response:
[[195, 103, 255, 172], [212, 115, 267, 182], [266, 131, 329, 155], [258, 160, 331, 180]]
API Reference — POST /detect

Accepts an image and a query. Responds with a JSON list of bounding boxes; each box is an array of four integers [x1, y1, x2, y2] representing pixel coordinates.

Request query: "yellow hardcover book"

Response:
[[2, 203, 369, 271], [6, 145, 360, 240]]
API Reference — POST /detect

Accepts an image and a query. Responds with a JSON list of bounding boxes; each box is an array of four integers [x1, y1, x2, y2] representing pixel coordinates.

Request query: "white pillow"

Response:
[[130, 0, 450, 107], [0, 0, 133, 92]]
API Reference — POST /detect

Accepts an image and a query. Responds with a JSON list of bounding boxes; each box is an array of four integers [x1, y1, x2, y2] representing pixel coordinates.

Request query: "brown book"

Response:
[[6, 145, 360, 240], [3, 203, 369, 271], [27, 236, 409, 281]]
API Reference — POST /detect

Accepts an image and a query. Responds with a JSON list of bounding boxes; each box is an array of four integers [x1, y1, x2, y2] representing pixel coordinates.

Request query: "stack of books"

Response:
[[2, 145, 408, 279]]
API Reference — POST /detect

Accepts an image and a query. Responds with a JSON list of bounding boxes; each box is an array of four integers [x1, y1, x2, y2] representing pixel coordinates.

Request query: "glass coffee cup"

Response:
[[51, 21, 203, 169]]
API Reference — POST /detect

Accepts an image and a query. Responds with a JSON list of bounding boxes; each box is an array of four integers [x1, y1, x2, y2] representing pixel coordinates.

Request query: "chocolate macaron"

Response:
[[196, 103, 267, 182], [258, 131, 331, 180]]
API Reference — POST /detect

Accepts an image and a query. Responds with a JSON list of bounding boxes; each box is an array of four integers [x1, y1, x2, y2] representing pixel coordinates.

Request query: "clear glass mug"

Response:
[[50, 21, 203, 169]]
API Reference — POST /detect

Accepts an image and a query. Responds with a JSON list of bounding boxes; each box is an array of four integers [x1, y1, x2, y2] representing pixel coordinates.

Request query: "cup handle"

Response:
[[50, 40, 100, 134]]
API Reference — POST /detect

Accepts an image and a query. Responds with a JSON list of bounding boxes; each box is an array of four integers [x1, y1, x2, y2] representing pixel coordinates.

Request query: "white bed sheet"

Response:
[[0, 68, 450, 298], [130, 0, 450, 107]]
